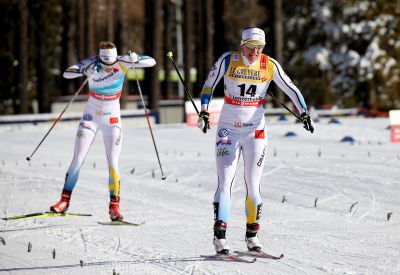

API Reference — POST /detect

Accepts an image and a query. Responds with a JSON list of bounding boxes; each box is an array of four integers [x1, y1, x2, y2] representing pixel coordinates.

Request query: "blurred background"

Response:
[[0, 0, 399, 122]]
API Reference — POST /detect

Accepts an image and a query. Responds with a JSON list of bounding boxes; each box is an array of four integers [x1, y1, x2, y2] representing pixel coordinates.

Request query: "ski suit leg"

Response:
[[214, 128, 240, 223], [103, 125, 122, 197], [242, 126, 267, 224], [63, 122, 97, 191]]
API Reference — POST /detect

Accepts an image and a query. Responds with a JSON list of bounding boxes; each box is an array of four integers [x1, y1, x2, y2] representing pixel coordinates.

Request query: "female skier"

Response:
[[197, 27, 314, 254], [50, 41, 156, 221]]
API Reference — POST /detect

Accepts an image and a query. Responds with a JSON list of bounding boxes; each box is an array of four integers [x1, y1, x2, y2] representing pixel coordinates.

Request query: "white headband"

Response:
[[99, 48, 117, 64], [240, 27, 266, 46]]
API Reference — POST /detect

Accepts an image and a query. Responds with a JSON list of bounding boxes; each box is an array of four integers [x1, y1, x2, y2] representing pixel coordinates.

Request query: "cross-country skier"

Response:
[[197, 27, 314, 254], [50, 41, 156, 221]]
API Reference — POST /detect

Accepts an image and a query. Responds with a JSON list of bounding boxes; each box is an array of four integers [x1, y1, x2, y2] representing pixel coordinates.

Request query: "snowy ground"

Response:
[[0, 116, 399, 274]]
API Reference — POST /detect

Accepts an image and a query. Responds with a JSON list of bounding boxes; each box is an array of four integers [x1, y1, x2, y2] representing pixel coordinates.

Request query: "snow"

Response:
[[1, 117, 400, 274]]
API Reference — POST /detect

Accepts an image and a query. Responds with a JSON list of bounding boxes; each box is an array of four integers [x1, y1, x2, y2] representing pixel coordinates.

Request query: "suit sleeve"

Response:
[[63, 56, 98, 79], [270, 57, 308, 115], [117, 55, 156, 68], [200, 52, 230, 111]]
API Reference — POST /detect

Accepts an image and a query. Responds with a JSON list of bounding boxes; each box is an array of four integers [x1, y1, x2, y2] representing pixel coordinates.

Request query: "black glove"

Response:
[[197, 111, 210, 133], [301, 112, 314, 133]]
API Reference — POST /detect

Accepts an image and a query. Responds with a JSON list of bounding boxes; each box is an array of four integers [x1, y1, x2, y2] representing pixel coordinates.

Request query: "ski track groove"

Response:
[[114, 228, 121, 256]]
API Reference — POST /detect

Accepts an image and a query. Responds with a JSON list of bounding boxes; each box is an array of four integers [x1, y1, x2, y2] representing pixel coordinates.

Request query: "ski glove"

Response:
[[197, 110, 210, 133], [301, 112, 314, 133], [84, 64, 98, 77], [129, 51, 139, 63]]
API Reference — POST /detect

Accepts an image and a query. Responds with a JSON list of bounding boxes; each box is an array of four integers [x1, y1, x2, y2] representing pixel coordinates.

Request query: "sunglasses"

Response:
[[245, 43, 264, 50]]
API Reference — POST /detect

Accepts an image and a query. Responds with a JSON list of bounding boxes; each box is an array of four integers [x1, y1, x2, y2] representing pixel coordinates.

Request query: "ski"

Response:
[[98, 220, 145, 226], [201, 254, 257, 263], [234, 250, 284, 260], [2, 212, 92, 220]]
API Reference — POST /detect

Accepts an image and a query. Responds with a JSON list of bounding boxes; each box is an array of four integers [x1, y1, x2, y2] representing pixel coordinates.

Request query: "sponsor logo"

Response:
[[105, 67, 119, 73], [255, 130, 265, 139], [110, 117, 119, 124], [93, 71, 114, 82], [216, 140, 232, 146], [234, 122, 254, 127], [115, 131, 121, 145], [233, 54, 239, 61], [213, 203, 219, 220], [211, 64, 217, 71], [77, 129, 86, 139], [216, 148, 229, 157], [256, 203, 263, 220], [83, 113, 92, 121], [96, 110, 111, 116], [260, 55, 267, 70], [218, 129, 229, 137], [228, 67, 261, 80], [257, 146, 266, 166]]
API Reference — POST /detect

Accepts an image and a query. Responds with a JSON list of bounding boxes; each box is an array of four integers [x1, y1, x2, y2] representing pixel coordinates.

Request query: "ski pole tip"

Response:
[[161, 176, 167, 180], [26, 157, 31, 162], [167, 52, 173, 58]]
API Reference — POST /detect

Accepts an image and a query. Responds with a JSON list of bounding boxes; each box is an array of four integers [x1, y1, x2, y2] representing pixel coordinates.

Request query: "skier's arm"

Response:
[[200, 52, 230, 111], [270, 57, 308, 115], [118, 54, 156, 68], [63, 56, 98, 79]]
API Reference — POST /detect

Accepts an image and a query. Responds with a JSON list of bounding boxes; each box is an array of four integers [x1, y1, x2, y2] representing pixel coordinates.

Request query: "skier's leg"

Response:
[[242, 125, 267, 251], [103, 125, 123, 220], [214, 128, 240, 223], [213, 128, 240, 254], [50, 122, 97, 212]]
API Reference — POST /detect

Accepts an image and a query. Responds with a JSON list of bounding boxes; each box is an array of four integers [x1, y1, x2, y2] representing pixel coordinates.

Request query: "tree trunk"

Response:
[[183, 0, 192, 99], [107, 0, 115, 41], [86, 0, 96, 56], [33, 1, 50, 113], [17, 0, 29, 113], [163, 1, 173, 99], [144, 0, 161, 112], [61, 0, 77, 95], [119, 0, 128, 109], [78, 0, 85, 59], [274, 0, 285, 102]]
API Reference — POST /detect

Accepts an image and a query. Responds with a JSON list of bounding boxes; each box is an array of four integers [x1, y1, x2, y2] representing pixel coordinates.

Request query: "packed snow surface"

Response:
[[0, 117, 399, 274]]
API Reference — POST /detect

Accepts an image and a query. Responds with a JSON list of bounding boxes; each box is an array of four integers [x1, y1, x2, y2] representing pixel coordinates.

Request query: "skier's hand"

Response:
[[197, 111, 210, 133], [301, 112, 314, 133], [128, 51, 139, 63], [84, 64, 98, 77]]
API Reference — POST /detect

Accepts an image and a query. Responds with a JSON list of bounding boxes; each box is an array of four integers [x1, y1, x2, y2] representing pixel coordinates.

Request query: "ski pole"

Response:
[[26, 77, 89, 161], [266, 91, 302, 122], [129, 52, 166, 180], [166, 51, 200, 115]]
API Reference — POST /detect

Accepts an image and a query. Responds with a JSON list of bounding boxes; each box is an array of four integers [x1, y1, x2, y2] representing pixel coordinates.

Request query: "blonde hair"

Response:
[[99, 41, 116, 49]]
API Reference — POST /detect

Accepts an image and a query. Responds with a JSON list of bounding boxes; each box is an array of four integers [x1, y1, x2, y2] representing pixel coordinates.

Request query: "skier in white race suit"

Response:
[[197, 27, 314, 254], [50, 41, 156, 221]]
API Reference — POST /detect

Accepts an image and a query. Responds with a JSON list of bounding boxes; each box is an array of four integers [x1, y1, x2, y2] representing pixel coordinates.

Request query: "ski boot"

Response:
[[213, 220, 230, 254], [50, 190, 71, 213], [245, 223, 262, 252], [109, 196, 123, 221]]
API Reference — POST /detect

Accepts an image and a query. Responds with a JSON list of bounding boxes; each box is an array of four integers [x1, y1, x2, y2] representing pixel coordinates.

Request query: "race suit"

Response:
[[62, 55, 156, 197], [200, 50, 308, 225]]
